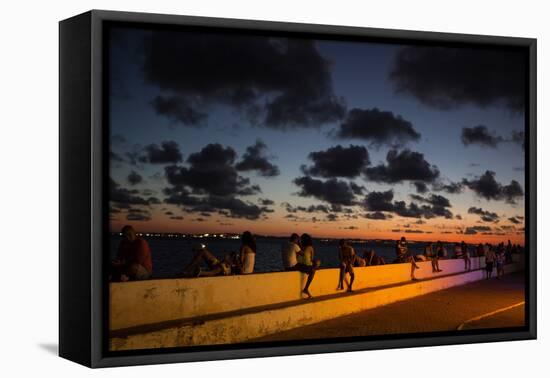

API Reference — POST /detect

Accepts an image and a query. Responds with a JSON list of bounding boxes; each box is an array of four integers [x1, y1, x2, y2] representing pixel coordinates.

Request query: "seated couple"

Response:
[[281, 233, 321, 299], [181, 231, 256, 278]]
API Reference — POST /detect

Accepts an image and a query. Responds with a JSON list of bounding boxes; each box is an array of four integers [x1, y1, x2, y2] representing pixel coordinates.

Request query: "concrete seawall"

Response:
[[110, 255, 524, 350]]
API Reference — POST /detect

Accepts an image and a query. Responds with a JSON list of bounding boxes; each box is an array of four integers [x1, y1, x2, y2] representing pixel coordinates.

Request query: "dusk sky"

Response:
[[108, 25, 526, 244]]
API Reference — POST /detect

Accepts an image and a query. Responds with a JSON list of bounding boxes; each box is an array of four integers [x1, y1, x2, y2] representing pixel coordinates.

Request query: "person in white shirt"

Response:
[[239, 231, 256, 274], [281, 233, 319, 299]]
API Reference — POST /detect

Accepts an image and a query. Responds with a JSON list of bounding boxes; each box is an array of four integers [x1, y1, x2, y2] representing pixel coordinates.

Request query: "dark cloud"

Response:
[[468, 206, 499, 222], [235, 140, 280, 177], [390, 46, 525, 112], [508, 216, 522, 224], [336, 108, 420, 146], [462, 170, 524, 204], [365, 149, 440, 183], [161, 143, 274, 219], [126, 208, 152, 222], [326, 214, 338, 222], [165, 143, 260, 197], [461, 125, 504, 148], [413, 181, 428, 194], [169, 216, 184, 220], [151, 95, 207, 126], [140, 141, 183, 164], [110, 178, 159, 207], [142, 31, 345, 128], [302, 145, 370, 178], [364, 211, 392, 220], [465, 225, 492, 235], [293, 176, 357, 207], [127, 170, 143, 186], [433, 181, 464, 194], [259, 198, 275, 206], [455, 214, 463, 220], [363, 190, 452, 219], [281, 202, 332, 214], [340, 225, 359, 230]]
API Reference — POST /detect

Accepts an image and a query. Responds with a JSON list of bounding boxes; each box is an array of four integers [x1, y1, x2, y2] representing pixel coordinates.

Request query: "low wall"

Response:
[[110, 260, 524, 351], [110, 256, 488, 331]]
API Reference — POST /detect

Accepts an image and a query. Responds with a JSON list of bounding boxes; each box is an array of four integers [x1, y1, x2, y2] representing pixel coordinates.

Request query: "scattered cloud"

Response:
[[390, 46, 525, 111], [468, 206, 499, 222], [235, 140, 280, 177], [293, 176, 357, 207], [127, 170, 143, 186], [365, 149, 440, 183], [142, 32, 345, 128], [461, 125, 504, 148], [335, 108, 420, 146], [301, 145, 370, 178], [462, 170, 523, 204]]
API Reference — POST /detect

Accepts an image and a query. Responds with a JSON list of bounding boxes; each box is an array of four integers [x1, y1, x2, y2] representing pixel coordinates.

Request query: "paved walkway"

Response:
[[253, 272, 526, 342]]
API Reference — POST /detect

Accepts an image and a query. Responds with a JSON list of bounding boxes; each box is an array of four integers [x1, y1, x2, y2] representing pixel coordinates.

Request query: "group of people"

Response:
[[110, 225, 519, 297]]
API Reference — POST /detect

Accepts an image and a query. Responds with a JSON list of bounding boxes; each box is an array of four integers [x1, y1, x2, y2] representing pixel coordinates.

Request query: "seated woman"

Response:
[[298, 233, 321, 298], [239, 231, 257, 274], [181, 243, 233, 278]]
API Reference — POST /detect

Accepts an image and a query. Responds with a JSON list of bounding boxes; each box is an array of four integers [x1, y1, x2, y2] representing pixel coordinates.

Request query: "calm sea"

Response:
[[110, 236, 447, 279]]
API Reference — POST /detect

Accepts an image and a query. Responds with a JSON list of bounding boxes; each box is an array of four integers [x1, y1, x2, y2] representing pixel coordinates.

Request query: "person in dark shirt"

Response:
[[111, 225, 153, 281]]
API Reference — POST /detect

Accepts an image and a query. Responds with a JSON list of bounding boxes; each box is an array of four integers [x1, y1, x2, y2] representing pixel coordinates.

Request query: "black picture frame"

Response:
[[59, 9, 537, 368]]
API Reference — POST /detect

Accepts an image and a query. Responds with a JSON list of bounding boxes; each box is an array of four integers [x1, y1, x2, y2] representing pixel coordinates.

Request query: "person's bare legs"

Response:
[[337, 262, 346, 290], [348, 269, 355, 292], [183, 249, 217, 277], [409, 256, 419, 280]]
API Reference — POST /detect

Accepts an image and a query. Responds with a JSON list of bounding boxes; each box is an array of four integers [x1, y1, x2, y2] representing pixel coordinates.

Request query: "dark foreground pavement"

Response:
[[253, 272, 526, 342]]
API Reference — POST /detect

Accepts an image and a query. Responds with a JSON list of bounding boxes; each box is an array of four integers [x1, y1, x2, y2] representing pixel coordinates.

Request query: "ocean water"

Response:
[[110, 236, 442, 279]]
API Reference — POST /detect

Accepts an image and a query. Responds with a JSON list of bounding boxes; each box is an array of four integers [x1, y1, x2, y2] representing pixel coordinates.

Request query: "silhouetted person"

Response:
[[181, 243, 233, 277], [338, 239, 356, 292], [485, 245, 496, 279], [396, 236, 420, 280], [282, 233, 319, 298], [111, 225, 152, 281], [461, 241, 471, 271]]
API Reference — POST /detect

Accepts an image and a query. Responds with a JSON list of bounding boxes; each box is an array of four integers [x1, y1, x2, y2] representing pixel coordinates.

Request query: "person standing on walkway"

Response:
[[338, 239, 356, 292], [282, 233, 318, 299], [496, 244, 506, 279], [462, 241, 471, 271], [485, 245, 496, 279]]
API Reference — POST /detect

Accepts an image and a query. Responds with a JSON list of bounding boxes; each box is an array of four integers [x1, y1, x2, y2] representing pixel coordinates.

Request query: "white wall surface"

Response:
[[0, 0, 547, 376]]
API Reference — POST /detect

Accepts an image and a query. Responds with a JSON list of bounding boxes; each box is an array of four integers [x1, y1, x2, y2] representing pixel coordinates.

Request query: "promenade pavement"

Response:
[[252, 271, 526, 342]]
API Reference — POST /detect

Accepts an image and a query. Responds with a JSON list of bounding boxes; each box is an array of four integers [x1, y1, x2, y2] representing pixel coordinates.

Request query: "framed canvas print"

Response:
[[59, 10, 536, 368]]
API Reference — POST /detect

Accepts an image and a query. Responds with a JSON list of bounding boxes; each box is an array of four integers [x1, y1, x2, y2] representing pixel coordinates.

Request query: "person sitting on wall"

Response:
[[111, 225, 153, 281], [282, 233, 319, 299], [364, 249, 386, 266], [181, 243, 233, 278], [239, 231, 256, 274], [395, 236, 420, 280], [338, 239, 356, 292]]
